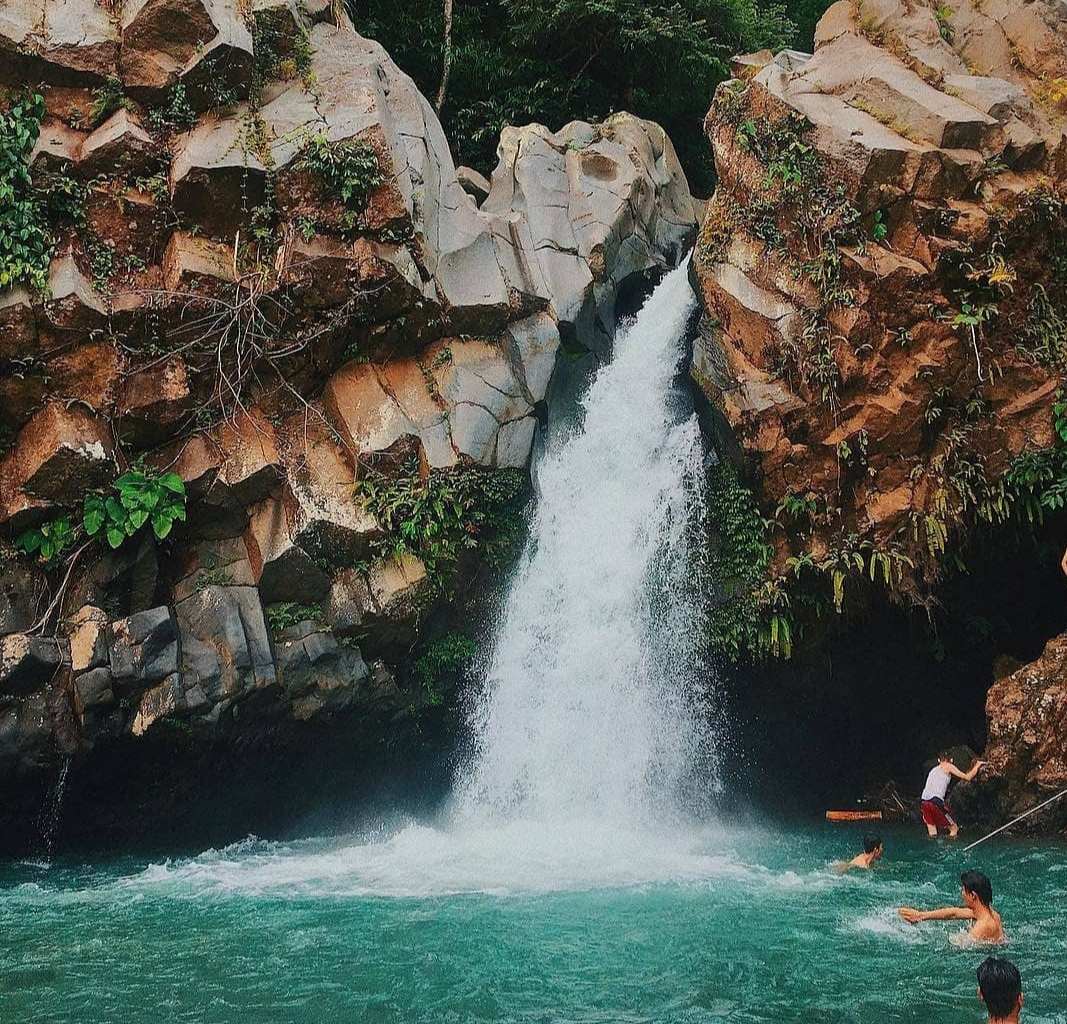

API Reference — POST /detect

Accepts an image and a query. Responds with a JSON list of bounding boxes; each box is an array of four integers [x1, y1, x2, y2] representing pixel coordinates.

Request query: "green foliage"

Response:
[[1018, 284, 1067, 369], [871, 209, 888, 242], [299, 133, 383, 232], [145, 84, 198, 134], [776, 490, 819, 527], [89, 76, 125, 127], [356, 458, 527, 583], [16, 468, 187, 564], [15, 517, 74, 562], [348, 0, 820, 193], [252, 9, 314, 99], [934, 4, 954, 42], [84, 469, 187, 547], [0, 92, 51, 292], [265, 601, 323, 635], [1054, 390, 1067, 445], [414, 632, 478, 705], [86, 238, 116, 291], [705, 458, 788, 660]]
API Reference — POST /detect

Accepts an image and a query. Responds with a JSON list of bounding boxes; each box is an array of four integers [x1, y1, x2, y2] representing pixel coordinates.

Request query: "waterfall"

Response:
[[454, 260, 717, 827], [108, 261, 726, 897]]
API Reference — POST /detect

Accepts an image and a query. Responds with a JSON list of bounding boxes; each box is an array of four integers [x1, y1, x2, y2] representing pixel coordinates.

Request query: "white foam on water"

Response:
[[848, 909, 925, 944], [114, 821, 755, 899]]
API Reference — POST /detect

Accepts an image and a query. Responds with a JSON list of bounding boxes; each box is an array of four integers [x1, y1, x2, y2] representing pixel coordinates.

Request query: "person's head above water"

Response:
[[977, 956, 1022, 1021], [961, 870, 994, 909], [863, 835, 883, 857]]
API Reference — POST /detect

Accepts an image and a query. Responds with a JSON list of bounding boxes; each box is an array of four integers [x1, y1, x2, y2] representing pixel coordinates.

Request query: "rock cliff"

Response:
[[693, 0, 1067, 652], [951, 632, 1067, 832], [0, 0, 697, 847]]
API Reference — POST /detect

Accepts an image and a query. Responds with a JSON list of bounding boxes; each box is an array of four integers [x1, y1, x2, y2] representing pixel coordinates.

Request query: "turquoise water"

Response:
[[2, 821, 1064, 1023]]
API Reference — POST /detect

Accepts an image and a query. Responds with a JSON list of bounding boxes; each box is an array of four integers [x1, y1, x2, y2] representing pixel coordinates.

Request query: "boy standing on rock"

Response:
[[920, 751, 985, 837]]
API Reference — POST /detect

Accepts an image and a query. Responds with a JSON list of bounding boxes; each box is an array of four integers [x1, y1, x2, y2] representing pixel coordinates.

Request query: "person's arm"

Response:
[[944, 760, 985, 782], [898, 906, 975, 924]]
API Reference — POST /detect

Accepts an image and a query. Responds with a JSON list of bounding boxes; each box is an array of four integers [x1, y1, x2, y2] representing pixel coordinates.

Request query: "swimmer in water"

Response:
[[837, 835, 884, 873], [978, 956, 1023, 1023], [898, 870, 1005, 943]]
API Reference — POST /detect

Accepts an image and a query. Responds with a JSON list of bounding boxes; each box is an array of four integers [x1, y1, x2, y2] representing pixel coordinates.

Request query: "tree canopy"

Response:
[[348, 0, 834, 194]]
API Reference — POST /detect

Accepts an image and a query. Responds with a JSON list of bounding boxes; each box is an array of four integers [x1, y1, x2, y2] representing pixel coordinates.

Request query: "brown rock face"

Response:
[[693, 0, 1067, 598], [971, 633, 1067, 832], [0, 10, 697, 831]]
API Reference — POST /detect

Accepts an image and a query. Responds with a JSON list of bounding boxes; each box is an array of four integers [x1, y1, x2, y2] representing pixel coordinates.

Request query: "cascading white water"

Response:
[[120, 259, 727, 897], [454, 259, 717, 827]]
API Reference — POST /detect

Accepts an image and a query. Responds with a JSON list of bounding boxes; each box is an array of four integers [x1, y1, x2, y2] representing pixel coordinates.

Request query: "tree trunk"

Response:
[[435, 0, 454, 113]]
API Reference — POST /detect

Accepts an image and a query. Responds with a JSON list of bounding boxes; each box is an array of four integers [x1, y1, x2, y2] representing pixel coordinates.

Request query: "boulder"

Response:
[[483, 113, 698, 350], [175, 584, 275, 705], [275, 620, 369, 719], [0, 634, 64, 697], [162, 232, 236, 292], [130, 673, 205, 736], [2, 0, 119, 82], [326, 554, 428, 651], [456, 165, 490, 203], [279, 426, 381, 566], [121, 0, 253, 96], [73, 666, 114, 712], [244, 495, 331, 604], [0, 559, 46, 637], [43, 254, 107, 337], [67, 605, 109, 674], [115, 356, 193, 443], [108, 606, 179, 690], [0, 286, 37, 362], [171, 536, 257, 602], [80, 109, 157, 175], [0, 403, 114, 521], [324, 358, 455, 468]]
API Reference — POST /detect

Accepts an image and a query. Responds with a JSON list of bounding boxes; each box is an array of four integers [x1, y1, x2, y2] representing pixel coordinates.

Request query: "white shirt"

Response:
[[922, 764, 952, 802]]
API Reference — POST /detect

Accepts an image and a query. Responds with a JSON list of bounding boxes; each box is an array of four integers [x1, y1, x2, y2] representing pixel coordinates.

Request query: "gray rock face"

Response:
[[483, 114, 699, 352], [275, 620, 369, 720], [175, 585, 275, 705], [108, 607, 178, 690]]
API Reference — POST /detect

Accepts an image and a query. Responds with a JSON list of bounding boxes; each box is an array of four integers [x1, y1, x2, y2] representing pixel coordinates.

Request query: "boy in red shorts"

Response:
[[920, 752, 985, 837]]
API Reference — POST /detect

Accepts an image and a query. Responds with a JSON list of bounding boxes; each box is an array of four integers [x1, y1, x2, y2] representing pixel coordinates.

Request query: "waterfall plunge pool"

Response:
[[2, 822, 1065, 1023], [8, 266, 1065, 1023]]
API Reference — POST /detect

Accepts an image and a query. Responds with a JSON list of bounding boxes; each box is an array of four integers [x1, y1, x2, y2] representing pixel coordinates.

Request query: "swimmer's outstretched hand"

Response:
[[898, 907, 923, 924]]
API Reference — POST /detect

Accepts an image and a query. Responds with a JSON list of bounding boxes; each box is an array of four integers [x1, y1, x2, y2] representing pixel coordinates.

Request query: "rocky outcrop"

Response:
[[0, 7, 696, 842], [693, 0, 1067, 628], [960, 634, 1067, 833]]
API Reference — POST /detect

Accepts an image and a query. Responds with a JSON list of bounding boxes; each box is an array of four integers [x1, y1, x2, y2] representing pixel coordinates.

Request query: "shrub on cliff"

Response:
[[0, 92, 50, 292]]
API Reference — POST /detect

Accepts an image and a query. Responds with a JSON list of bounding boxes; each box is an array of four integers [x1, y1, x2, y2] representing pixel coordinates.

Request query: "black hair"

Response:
[[961, 869, 993, 907], [863, 835, 882, 854], [977, 957, 1021, 1019]]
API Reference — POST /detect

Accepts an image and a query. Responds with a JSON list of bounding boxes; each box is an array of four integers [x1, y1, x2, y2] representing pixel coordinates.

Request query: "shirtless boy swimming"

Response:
[[898, 869, 1005, 943], [838, 835, 884, 873]]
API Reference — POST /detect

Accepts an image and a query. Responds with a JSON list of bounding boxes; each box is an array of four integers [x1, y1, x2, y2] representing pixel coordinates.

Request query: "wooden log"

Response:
[[825, 810, 883, 822]]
